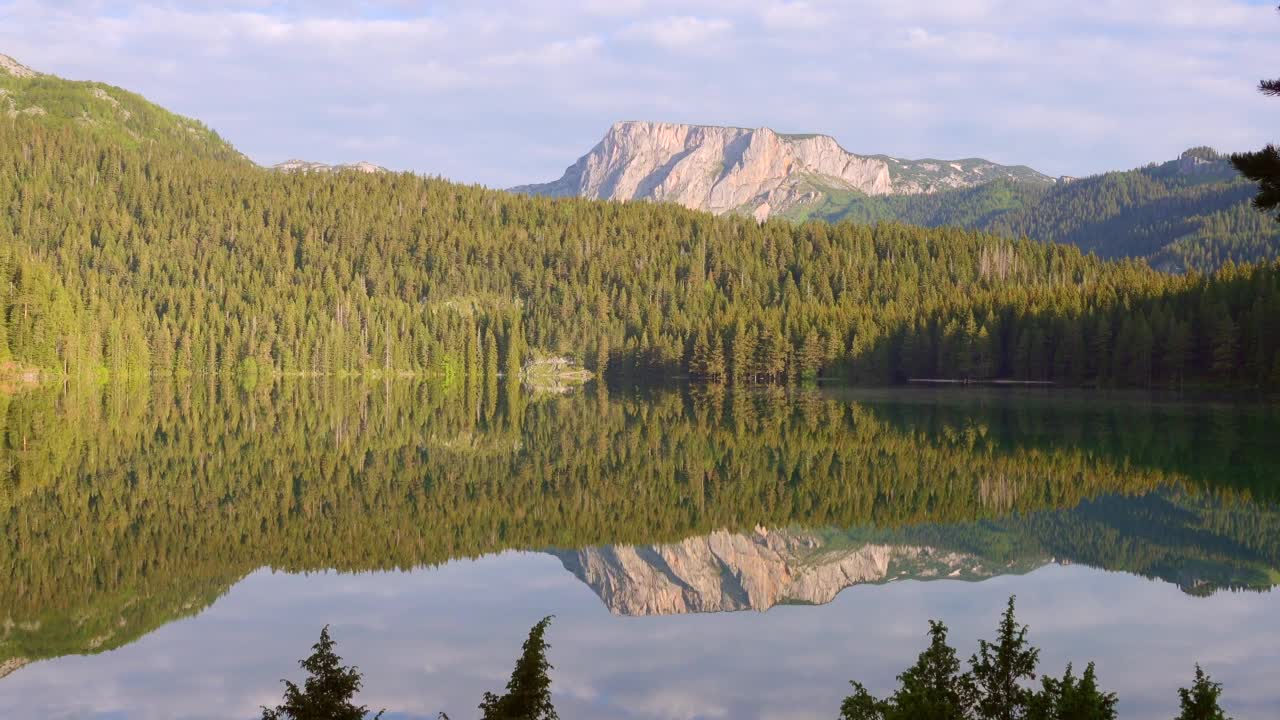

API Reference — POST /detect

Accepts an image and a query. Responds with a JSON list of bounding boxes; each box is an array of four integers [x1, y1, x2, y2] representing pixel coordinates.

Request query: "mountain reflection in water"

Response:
[[0, 380, 1277, 717]]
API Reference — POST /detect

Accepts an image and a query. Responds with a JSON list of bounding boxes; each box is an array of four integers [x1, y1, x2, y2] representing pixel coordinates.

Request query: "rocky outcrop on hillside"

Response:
[[552, 527, 1044, 616], [271, 159, 388, 174], [513, 121, 1052, 220], [0, 53, 37, 78]]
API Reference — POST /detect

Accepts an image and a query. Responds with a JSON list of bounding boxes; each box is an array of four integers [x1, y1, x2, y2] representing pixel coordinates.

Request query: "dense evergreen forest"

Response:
[[2, 68, 1279, 387], [3, 381, 1277, 669], [789, 148, 1280, 274]]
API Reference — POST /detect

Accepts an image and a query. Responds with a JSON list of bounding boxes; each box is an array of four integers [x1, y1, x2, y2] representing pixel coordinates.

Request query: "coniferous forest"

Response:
[[1, 83, 1279, 388]]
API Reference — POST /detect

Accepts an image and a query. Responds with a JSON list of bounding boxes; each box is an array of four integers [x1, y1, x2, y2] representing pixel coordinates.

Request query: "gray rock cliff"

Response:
[[553, 527, 1046, 616], [513, 121, 1052, 220]]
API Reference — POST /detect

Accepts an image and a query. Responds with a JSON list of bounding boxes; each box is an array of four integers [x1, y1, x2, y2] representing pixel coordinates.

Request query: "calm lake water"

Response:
[[1, 381, 1278, 719]]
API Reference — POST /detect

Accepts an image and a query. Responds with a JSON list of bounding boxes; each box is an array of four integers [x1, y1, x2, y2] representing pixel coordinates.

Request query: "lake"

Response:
[[1, 380, 1277, 719]]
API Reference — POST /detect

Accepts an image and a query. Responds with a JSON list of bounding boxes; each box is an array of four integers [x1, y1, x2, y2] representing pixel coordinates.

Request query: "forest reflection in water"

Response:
[[0, 379, 1277, 718]]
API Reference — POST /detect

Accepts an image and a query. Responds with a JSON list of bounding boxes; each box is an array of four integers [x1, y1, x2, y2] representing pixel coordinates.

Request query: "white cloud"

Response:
[[622, 15, 734, 52], [0, 0, 1274, 186]]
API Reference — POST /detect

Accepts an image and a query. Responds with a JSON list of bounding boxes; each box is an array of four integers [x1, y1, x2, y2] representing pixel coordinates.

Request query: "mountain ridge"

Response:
[[0, 51, 241, 161], [271, 158, 389, 174], [512, 120, 1053, 220], [552, 527, 1043, 616], [0, 53, 37, 79]]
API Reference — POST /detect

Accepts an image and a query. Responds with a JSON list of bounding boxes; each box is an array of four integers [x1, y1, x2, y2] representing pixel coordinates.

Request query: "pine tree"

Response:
[[690, 332, 713, 378], [594, 333, 609, 376], [484, 326, 499, 382], [479, 616, 558, 720], [799, 328, 825, 379], [1230, 5, 1280, 221], [1174, 666, 1231, 720], [261, 626, 383, 720], [840, 683, 888, 720], [706, 332, 726, 380], [888, 621, 977, 720], [757, 328, 788, 382], [504, 315, 524, 380], [1027, 663, 1117, 720], [971, 596, 1040, 720], [731, 323, 757, 383], [974, 324, 995, 379]]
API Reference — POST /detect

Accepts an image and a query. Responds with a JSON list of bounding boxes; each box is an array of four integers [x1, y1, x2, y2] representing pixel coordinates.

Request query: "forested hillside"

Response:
[[1, 75, 1279, 387], [0, 54, 240, 162], [789, 148, 1280, 273]]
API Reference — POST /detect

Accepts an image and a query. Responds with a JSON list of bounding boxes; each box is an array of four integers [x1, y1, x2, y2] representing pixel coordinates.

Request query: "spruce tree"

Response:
[[1027, 662, 1117, 720], [888, 621, 977, 720], [1174, 666, 1231, 720], [840, 682, 888, 720], [261, 626, 382, 720], [479, 616, 558, 720], [838, 621, 976, 720], [971, 596, 1040, 720]]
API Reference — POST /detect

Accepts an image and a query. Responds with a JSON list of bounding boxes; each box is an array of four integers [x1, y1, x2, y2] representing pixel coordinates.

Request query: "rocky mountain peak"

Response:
[[513, 121, 1052, 220], [1176, 146, 1226, 175], [552, 527, 1045, 616], [0, 53, 37, 79], [271, 159, 388, 174]]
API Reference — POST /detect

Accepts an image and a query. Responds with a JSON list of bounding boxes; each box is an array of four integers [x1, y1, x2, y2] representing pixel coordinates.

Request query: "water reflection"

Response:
[[4, 560, 1279, 720], [0, 380, 1277, 718], [554, 527, 1045, 616]]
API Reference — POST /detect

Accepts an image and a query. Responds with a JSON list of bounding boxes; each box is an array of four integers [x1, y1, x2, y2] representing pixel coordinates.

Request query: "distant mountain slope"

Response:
[[512, 121, 1052, 221], [552, 488, 1280, 617], [0, 52, 242, 162], [271, 158, 388, 174], [786, 148, 1278, 272]]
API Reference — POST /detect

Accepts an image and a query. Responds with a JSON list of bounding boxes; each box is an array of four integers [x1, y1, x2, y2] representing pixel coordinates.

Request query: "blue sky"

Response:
[[2, 0, 1277, 187]]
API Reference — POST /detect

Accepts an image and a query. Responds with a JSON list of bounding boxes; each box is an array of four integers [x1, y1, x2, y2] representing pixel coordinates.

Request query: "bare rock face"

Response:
[[553, 527, 1037, 616], [271, 159, 388, 174], [0, 656, 29, 680], [0, 53, 37, 79], [513, 121, 1051, 220]]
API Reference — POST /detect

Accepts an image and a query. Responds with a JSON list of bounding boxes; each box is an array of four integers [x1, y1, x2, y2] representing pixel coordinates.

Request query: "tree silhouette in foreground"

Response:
[[1027, 663, 1117, 720], [841, 597, 1117, 720], [1230, 5, 1280, 220], [840, 620, 977, 720], [479, 616, 558, 720], [261, 625, 383, 720], [971, 596, 1040, 720], [1175, 666, 1232, 720]]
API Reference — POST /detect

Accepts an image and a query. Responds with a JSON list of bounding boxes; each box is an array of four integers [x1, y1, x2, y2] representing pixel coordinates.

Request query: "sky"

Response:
[[1, 0, 1277, 187], [4, 558, 1280, 719]]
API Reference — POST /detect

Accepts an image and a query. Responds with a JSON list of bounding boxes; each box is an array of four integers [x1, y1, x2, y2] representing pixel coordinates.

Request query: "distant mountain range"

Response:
[[4, 51, 1275, 271], [271, 159, 388, 174], [512, 120, 1053, 222], [553, 489, 1280, 617], [552, 527, 1043, 616], [514, 122, 1277, 272]]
